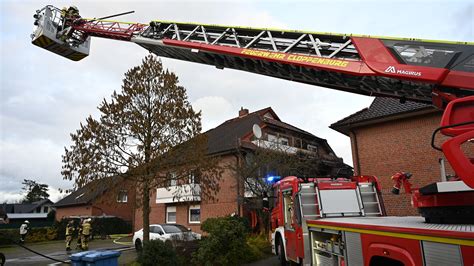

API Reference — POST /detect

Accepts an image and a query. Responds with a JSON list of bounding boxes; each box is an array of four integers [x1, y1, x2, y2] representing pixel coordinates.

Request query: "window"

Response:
[[267, 134, 277, 142], [307, 144, 318, 152], [189, 205, 201, 224], [279, 137, 289, 146], [168, 172, 177, 187], [283, 191, 294, 230], [162, 224, 187, 233], [189, 170, 201, 184], [263, 112, 275, 120], [150, 225, 164, 235], [166, 206, 177, 223], [117, 190, 128, 203], [43, 206, 49, 213]]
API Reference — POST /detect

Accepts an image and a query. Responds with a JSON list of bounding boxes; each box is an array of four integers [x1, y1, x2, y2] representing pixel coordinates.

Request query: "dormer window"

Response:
[[264, 112, 275, 120]]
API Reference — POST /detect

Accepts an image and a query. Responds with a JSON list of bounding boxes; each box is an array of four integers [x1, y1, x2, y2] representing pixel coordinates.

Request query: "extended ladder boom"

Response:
[[31, 5, 474, 185], [31, 5, 474, 104]]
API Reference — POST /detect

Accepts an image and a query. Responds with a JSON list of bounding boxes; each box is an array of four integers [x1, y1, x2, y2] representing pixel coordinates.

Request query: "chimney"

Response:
[[239, 107, 249, 117]]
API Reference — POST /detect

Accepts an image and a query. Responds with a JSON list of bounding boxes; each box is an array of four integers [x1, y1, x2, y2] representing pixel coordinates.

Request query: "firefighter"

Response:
[[19, 220, 30, 243], [58, 6, 81, 42], [76, 218, 83, 250], [81, 218, 92, 250], [65, 220, 75, 251]]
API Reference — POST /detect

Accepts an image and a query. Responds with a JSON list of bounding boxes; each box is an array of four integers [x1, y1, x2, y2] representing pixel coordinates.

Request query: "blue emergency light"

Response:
[[266, 175, 281, 183]]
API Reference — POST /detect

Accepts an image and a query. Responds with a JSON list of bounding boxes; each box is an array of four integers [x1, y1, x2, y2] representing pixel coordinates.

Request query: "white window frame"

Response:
[[168, 172, 177, 187], [166, 206, 177, 224], [279, 136, 289, 146], [188, 205, 201, 224], [188, 170, 201, 184], [267, 134, 277, 143], [307, 144, 318, 152], [117, 190, 128, 203]]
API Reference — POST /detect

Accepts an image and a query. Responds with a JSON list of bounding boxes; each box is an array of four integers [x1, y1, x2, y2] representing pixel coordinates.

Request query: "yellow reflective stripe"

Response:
[[33, 36, 46, 47], [308, 223, 474, 246], [150, 20, 473, 46], [80, 18, 473, 45], [33, 36, 55, 47], [67, 52, 88, 61], [82, 18, 140, 25]]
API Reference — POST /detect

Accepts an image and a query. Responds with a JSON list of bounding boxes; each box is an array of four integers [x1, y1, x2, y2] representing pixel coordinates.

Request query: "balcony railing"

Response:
[[156, 184, 201, 204], [251, 140, 314, 154]]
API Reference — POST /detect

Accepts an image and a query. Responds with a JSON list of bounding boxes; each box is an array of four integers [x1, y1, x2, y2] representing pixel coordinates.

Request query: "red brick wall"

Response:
[[55, 179, 136, 226], [93, 180, 136, 223], [55, 205, 93, 220], [134, 155, 240, 234], [350, 111, 473, 216]]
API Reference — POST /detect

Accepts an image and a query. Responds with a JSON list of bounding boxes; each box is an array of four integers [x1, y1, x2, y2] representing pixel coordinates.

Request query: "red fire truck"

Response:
[[270, 174, 473, 265], [30, 5, 474, 265]]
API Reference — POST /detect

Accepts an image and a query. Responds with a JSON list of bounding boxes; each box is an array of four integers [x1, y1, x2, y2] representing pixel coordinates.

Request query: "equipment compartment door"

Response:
[[282, 190, 298, 261]]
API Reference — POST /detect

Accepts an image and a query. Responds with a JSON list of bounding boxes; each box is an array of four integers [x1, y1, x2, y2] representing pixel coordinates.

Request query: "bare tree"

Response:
[[62, 54, 221, 242], [232, 143, 351, 233]]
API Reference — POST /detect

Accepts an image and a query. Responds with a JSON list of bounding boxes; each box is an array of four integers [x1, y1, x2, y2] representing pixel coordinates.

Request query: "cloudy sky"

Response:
[[1, 0, 472, 202]]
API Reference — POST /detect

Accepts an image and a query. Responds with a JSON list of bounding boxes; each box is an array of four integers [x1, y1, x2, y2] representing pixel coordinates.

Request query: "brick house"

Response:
[[135, 107, 349, 233], [54, 178, 136, 224], [330, 97, 471, 216]]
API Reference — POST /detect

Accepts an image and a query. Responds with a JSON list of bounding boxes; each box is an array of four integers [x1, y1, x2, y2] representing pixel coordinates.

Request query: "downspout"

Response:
[[234, 153, 243, 217], [350, 130, 361, 175], [236, 138, 242, 216]]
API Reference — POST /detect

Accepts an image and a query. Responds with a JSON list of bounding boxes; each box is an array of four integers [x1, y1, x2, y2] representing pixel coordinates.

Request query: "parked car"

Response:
[[133, 224, 201, 250]]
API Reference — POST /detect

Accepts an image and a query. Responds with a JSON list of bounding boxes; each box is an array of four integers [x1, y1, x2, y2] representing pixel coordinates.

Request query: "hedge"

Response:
[[0, 227, 57, 245], [0, 216, 131, 246], [54, 217, 132, 240]]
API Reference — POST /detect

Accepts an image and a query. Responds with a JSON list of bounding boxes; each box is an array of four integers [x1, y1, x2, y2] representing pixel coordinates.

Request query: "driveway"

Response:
[[0, 237, 136, 265]]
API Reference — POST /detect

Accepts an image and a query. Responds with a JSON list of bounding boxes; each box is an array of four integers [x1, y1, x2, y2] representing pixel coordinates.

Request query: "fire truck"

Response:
[[30, 5, 473, 265]]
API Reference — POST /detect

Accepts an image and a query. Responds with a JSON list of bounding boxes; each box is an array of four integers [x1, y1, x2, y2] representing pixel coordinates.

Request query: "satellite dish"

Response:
[[252, 124, 262, 139]]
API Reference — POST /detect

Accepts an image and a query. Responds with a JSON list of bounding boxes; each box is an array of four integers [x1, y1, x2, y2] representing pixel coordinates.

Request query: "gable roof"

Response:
[[56, 107, 340, 207], [53, 178, 113, 208], [204, 107, 324, 155], [330, 97, 435, 135], [2, 199, 53, 214]]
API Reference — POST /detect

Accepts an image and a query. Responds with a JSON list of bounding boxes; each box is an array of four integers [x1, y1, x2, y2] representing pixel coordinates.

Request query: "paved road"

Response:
[[1, 237, 279, 266], [0, 237, 136, 265]]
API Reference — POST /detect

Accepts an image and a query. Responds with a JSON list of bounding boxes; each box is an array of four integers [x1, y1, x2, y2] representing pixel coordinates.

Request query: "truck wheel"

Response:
[[278, 237, 287, 266]]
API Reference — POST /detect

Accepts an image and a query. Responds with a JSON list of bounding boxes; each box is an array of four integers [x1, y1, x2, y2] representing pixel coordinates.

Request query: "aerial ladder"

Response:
[[31, 4, 473, 227], [32, 2, 474, 218]]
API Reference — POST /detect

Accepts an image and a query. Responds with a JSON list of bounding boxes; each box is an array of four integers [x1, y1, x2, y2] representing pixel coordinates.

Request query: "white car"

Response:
[[133, 224, 201, 250]]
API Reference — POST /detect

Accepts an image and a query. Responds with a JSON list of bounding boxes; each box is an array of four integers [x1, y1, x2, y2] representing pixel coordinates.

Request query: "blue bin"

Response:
[[70, 251, 94, 266], [82, 250, 121, 266]]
